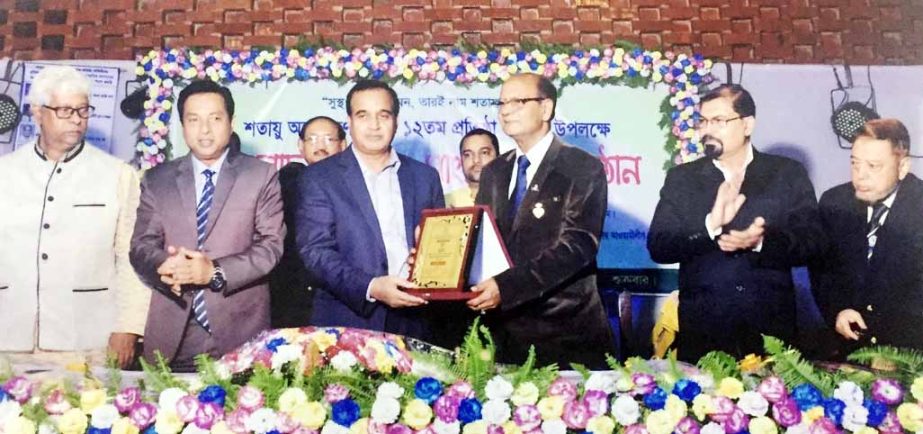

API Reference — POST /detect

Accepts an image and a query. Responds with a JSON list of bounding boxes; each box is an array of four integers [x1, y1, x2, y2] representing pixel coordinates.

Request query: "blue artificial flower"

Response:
[[672, 379, 701, 402], [643, 55, 652, 64], [681, 59, 691, 67], [266, 337, 287, 352], [88, 428, 112, 434], [864, 399, 887, 427], [373, 70, 384, 79], [458, 398, 483, 424], [672, 67, 684, 77], [487, 51, 499, 61], [280, 48, 289, 59], [791, 384, 823, 411], [627, 69, 638, 77], [632, 48, 643, 57], [332, 399, 361, 427], [446, 72, 457, 81], [690, 74, 702, 85], [516, 52, 526, 61], [198, 385, 227, 406], [166, 53, 176, 62], [643, 387, 668, 411], [267, 431, 281, 434], [575, 71, 585, 80], [142, 426, 158, 434], [414, 377, 444, 404], [158, 112, 170, 123], [143, 62, 153, 71], [303, 48, 314, 57], [686, 143, 698, 153], [823, 398, 845, 426]]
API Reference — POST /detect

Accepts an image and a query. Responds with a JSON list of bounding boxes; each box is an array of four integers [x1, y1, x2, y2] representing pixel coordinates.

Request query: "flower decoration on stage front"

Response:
[[134, 45, 713, 168]]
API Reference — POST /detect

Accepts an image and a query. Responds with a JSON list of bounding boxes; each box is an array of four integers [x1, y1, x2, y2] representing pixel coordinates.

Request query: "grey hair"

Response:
[[28, 65, 92, 107]]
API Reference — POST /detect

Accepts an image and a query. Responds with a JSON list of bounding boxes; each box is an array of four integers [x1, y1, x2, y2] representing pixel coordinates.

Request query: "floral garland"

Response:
[[134, 45, 714, 169], [2, 326, 923, 434]]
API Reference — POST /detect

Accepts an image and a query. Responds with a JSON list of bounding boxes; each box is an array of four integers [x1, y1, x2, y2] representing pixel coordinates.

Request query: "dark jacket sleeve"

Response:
[[295, 169, 377, 317], [755, 162, 826, 269], [647, 167, 718, 264]]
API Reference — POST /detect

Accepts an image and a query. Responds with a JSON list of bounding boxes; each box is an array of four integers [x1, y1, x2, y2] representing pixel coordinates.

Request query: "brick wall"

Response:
[[0, 0, 920, 64]]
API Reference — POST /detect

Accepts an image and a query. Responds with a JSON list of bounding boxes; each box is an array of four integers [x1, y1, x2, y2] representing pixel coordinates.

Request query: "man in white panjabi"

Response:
[[0, 65, 149, 368]]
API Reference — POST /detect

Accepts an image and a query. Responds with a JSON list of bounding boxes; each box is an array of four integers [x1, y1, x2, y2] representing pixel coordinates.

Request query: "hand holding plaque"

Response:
[[406, 206, 512, 300]]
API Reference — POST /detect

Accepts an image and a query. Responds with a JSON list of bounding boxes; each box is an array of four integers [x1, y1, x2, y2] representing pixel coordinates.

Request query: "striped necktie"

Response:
[[867, 202, 888, 261], [509, 155, 531, 221], [193, 169, 214, 332]]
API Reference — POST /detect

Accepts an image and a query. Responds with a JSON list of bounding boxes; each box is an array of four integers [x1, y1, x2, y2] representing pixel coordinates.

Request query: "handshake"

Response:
[[156, 246, 217, 296]]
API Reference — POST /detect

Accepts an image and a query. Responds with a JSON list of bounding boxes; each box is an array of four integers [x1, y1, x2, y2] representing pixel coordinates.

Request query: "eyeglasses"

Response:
[[43, 105, 95, 119], [698, 116, 743, 129], [496, 97, 546, 108], [304, 135, 341, 146]]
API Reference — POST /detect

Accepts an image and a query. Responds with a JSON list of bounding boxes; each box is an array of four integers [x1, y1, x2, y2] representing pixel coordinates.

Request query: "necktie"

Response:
[[867, 202, 888, 261], [193, 169, 214, 332], [509, 155, 531, 221]]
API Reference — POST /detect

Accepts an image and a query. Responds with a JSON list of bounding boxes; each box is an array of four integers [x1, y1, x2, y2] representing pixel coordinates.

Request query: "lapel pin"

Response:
[[532, 202, 545, 219], [531, 184, 539, 192]]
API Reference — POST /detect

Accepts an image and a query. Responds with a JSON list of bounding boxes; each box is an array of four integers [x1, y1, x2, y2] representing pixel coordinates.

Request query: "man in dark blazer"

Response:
[[812, 118, 923, 352], [270, 116, 346, 328], [295, 80, 444, 341], [130, 80, 285, 370], [647, 84, 824, 362], [471, 73, 615, 369]]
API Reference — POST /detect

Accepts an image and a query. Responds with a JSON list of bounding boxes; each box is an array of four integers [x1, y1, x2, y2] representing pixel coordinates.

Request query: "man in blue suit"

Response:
[[295, 80, 444, 340]]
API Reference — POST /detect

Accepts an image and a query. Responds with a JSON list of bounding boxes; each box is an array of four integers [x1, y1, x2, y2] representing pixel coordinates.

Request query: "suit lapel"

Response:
[[739, 149, 772, 198], [493, 151, 516, 231], [397, 156, 415, 248], [174, 156, 198, 242], [341, 149, 387, 257], [203, 152, 239, 240], [510, 137, 562, 235]]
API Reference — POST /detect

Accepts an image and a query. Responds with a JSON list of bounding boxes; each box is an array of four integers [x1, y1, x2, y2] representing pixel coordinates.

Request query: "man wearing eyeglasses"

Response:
[[811, 119, 923, 354], [270, 116, 346, 327], [470, 73, 615, 369], [0, 65, 150, 368], [648, 84, 824, 361]]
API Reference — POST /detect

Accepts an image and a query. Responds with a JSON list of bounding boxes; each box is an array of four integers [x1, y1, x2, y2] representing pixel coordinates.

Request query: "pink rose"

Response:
[[237, 386, 265, 411], [757, 376, 787, 403]]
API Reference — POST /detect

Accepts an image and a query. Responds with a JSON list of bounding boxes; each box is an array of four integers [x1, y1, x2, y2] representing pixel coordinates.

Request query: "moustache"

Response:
[[701, 134, 724, 158]]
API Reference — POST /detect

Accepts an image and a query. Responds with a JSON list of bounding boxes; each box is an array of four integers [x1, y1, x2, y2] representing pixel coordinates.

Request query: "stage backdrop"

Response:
[[166, 80, 669, 271]]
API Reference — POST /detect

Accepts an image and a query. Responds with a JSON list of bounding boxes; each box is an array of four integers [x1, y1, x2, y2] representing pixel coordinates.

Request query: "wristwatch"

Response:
[[208, 261, 227, 292]]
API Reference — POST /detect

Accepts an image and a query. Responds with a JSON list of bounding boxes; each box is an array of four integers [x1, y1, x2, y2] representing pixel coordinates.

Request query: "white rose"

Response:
[[611, 394, 640, 426], [432, 419, 460, 434], [541, 419, 567, 434], [738, 391, 769, 417], [330, 351, 359, 372], [689, 374, 715, 391], [38, 422, 58, 434], [0, 400, 23, 425], [833, 382, 864, 407], [784, 422, 810, 434], [701, 422, 725, 434], [159, 388, 188, 414], [271, 344, 304, 370], [376, 382, 405, 400], [215, 364, 232, 381], [90, 404, 120, 429], [245, 408, 278, 434], [485, 376, 514, 402], [321, 420, 351, 434], [371, 398, 401, 424], [585, 372, 620, 394], [482, 400, 511, 425], [841, 405, 869, 432], [181, 423, 210, 434]]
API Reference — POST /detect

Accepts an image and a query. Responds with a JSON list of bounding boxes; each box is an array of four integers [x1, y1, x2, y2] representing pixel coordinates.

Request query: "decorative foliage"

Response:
[[2, 326, 921, 434], [133, 44, 714, 168]]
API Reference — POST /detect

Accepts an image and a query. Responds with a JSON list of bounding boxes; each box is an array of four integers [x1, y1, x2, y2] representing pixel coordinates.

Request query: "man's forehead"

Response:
[[700, 97, 736, 115], [48, 91, 89, 103], [462, 137, 494, 150]]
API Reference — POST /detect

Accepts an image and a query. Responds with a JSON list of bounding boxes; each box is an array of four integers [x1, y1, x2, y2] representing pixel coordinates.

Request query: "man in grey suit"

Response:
[[130, 80, 284, 371]]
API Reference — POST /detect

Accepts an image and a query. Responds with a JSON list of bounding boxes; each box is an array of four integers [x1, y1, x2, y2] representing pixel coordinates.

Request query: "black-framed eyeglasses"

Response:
[[698, 116, 744, 129], [496, 97, 546, 108], [43, 105, 95, 119]]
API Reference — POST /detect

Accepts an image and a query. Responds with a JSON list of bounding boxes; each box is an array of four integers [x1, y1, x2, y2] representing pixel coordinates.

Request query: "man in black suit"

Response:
[[470, 73, 615, 369], [812, 118, 923, 352], [647, 84, 824, 362]]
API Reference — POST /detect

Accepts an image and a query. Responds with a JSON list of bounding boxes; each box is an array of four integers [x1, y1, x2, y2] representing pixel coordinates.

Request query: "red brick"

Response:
[[485, 8, 517, 18], [516, 19, 549, 32]]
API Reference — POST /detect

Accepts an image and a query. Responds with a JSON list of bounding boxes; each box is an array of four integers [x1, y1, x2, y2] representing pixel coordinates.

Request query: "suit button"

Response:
[[56, 168, 62, 174], [736, 284, 745, 292], [41, 253, 48, 260], [47, 196, 54, 202], [306, 286, 314, 292], [871, 336, 877, 344], [867, 305, 874, 312], [43, 223, 50, 229]]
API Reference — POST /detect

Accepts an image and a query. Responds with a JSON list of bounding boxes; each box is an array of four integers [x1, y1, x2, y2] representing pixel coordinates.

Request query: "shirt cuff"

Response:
[[753, 238, 764, 252], [705, 213, 722, 239], [366, 279, 377, 303]]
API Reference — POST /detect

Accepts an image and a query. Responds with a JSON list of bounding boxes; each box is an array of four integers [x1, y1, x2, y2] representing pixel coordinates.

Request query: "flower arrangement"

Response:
[[133, 44, 714, 169], [3, 324, 921, 434]]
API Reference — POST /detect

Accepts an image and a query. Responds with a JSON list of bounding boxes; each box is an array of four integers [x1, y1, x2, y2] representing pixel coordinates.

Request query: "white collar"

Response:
[[352, 145, 401, 176], [515, 130, 554, 167], [191, 148, 230, 175]]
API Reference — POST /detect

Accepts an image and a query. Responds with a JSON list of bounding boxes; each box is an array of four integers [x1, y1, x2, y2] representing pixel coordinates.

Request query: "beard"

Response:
[[702, 134, 724, 158]]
